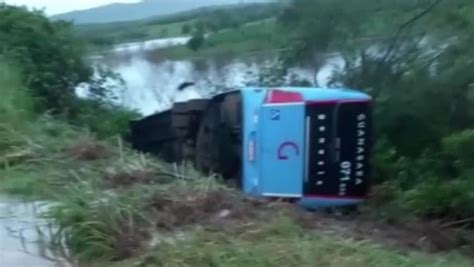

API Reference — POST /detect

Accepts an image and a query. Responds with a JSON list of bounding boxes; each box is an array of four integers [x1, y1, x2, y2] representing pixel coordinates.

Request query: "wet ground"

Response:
[[0, 196, 69, 267]]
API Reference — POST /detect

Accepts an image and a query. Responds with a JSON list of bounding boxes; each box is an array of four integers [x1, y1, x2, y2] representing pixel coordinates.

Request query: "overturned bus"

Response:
[[129, 87, 373, 208]]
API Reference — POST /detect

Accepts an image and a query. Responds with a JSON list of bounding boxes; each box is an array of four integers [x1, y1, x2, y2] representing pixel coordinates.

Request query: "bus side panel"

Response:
[[259, 104, 305, 197]]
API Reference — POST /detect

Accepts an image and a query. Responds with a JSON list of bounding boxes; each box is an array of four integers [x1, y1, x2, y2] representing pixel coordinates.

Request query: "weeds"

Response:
[[66, 135, 109, 161], [0, 59, 34, 126], [149, 178, 261, 231], [46, 179, 152, 261], [2, 126, 473, 266], [132, 217, 473, 267]]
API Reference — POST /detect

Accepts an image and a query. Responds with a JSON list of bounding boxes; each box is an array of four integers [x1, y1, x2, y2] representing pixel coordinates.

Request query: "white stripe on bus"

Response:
[[304, 116, 311, 183], [262, 193, 302, 198]]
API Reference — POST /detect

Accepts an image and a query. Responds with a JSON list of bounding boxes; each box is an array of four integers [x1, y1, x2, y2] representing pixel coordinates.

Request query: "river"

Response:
[[93, 36, 344, 115]]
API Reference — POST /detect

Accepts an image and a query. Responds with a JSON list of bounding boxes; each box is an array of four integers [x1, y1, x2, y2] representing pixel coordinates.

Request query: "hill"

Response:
[[52, 0, 273, 24]]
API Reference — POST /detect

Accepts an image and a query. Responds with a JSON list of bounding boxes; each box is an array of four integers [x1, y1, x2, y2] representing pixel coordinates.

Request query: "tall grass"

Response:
[[43, 156, 229, 261], [0, 59, 34, 129], [46, 179, 152, 262], [116, 217, 473, 267], [0, 58, 77, 156], [0, 64, 209, 262]]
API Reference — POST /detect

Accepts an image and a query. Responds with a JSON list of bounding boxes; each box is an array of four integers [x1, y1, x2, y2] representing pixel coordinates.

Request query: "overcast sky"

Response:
[[3, 0, 141, 15]]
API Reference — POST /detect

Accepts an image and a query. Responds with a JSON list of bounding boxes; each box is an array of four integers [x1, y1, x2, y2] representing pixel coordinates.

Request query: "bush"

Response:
[[71, 99, 139, 139], [0, 4, 91, 113], [372, 130, 474, 220], [396, 130, 474, 219], [187, 32, 205, 52], [181, 23, 191, 34], [442, 129, 474, 172], [402, 177, 474, 219], [0, 58, 34, 127]]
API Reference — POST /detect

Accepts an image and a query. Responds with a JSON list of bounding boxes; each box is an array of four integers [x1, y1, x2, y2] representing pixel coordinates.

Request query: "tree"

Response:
[[186, 32, 205, 52], [0, 4, 92, 113], [194, 20, 206, 34], [181, 23, 191, 34], [278, 0, 474, 219]]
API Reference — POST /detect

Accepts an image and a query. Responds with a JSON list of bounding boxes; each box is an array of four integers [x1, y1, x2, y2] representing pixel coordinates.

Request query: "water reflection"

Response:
[[100, 38, 344, 115], [0, 197, 69, 267]]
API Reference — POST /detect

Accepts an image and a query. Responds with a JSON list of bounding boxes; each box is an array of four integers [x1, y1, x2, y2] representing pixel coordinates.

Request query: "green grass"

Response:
[[2, 122, 473, 267], [0, 59, 34, 127], [149, 18, 283, 61], [80, 16, 282, 57], [108, 217, 473, 267], [0, 117, 94, 197], [0, 59, 61, 198], [145, 19, 196, 39], [77, 3, 282, 51], [46, 180, 152, 261], [0, 169, 43, 196], [77, 18, 196, 51]]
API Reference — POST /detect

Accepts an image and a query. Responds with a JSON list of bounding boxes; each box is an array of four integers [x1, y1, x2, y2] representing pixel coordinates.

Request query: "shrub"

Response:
[[0, 58, 34, 127], [0, 4, 91, 113], [71, 99, 140, 139], [187, 32, 205, 51], [402, 177, 474, 219], [442, 129, 474, 172], [181, 23, 191, 34]]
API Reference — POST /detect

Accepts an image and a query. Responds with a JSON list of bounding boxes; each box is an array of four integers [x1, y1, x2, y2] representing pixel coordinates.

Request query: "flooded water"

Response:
[[93, 37, 344, 115], [112, 36, 191, 54], [0, 196, 68, 267]]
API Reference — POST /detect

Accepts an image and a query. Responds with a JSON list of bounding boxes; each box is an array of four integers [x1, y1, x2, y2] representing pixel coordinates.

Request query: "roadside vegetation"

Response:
[[1, 58, 472, 264], [1, 1, 474, 267], [278, 0, 474, 222]]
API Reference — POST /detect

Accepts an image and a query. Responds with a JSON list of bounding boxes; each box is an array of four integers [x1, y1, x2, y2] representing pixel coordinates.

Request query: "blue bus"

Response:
[[130, 87, 372, 208]]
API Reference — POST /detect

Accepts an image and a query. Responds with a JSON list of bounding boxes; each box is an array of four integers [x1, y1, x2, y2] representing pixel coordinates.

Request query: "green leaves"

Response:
[[187, 32, 205, 52], [281, 0, 474, 221], [0, 4, 91, 113]]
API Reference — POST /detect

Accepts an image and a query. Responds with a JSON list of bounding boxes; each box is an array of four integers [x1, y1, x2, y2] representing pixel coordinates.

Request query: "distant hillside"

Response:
[[52, 0, 273, 24], [75, 3, 282, 48]]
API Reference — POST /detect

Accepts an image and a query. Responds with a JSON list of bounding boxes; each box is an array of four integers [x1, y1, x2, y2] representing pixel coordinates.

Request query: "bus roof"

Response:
[[239, 87, 371, 102]]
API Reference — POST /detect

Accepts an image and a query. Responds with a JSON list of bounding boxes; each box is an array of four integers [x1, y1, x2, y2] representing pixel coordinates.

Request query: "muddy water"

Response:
[[0, 196, 69, 267], [112, 36, 191, 54], [93, 37, 344, 115], [104, 56, 343, 115]]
